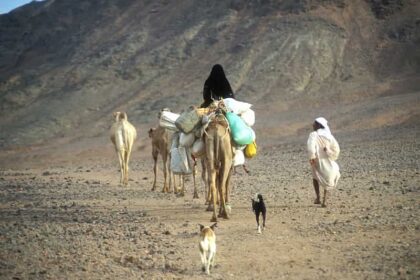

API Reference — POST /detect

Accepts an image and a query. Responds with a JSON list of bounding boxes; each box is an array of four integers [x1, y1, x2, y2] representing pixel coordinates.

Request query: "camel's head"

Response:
[[113, 111, 127, 122], [148, 128, 156, 138]]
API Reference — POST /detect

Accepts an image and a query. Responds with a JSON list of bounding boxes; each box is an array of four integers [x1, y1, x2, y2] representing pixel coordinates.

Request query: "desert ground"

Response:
[[0, 123, 419, 280]]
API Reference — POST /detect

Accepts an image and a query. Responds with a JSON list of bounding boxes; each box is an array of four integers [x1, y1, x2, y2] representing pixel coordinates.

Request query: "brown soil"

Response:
[[1, 128, 418, 280]]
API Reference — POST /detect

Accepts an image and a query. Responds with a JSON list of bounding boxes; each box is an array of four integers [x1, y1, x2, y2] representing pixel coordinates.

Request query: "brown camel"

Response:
[[110, 112, 137, 186], [149, 126, 172, 193], [204, 112, 234, 222], [149, 112, 201, 197]]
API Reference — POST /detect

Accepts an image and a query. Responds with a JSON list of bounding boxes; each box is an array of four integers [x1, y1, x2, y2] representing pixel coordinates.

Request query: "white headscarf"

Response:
[[315, 117, 334, 140]]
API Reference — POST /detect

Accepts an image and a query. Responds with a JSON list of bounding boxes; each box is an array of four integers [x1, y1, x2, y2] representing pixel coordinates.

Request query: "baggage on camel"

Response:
[[175, 109, 202, 134], [233, 149, 245, 166], [225, 111, 255, 146], [170, 132, 194, 175], [159, 111, 180, 131], [240, 108, 255, 127], [223, 98, 252, 115], [245, 140, 257, 158]]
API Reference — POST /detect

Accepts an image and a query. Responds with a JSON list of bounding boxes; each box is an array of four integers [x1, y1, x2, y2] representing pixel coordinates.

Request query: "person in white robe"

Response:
[[307, 117, 340, 207]]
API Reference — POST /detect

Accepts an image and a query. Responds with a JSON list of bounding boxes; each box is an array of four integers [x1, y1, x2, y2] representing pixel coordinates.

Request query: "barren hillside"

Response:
[[0, 0, 419, 157]]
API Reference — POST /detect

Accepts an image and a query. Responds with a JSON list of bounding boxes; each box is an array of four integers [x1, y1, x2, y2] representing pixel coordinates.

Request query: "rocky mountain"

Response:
[[0, 0, 419, 150]]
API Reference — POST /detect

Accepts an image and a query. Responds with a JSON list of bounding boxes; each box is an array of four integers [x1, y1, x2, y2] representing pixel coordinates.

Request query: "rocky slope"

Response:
[[0, 0, 419, 149]]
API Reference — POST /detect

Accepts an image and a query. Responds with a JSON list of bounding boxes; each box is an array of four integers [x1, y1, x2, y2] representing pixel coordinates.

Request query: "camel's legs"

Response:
[[152, 151, 158, 191], [209, 169, 218, 222], [123, 150, 129, 185], [207, 138, 218, 222], [118, 150, 124, 185], [162, 153, 170, 193], [201, 159, 211, 204], [124, 148, 132, 185], [219, 164, 231, 219], [193, 162, 199, 199], [179, 175, 185, 196], [173, 174, 178, 194], [225, 167, 233, 204], [168, 167, 174, 193]]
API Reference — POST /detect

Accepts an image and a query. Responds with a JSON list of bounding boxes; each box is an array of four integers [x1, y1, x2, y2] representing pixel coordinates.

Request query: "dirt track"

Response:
[[0, 129, 419, 280]]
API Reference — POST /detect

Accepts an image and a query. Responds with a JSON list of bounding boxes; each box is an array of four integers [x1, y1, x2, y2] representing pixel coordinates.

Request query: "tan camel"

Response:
[[204, 112, 234, 222], [110, 111, 137, 185], [149, 126, 172, 193]]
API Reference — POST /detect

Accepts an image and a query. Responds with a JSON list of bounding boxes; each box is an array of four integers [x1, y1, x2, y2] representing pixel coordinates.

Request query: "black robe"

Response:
[[201, 64, 235, 108]]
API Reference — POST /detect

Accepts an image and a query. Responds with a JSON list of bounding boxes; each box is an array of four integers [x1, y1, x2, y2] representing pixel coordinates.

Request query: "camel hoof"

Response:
[[220, 211, 229, 219], [210, 216, 217, 222], [193, 194, 199, 199], [321, 203, 327, 208]]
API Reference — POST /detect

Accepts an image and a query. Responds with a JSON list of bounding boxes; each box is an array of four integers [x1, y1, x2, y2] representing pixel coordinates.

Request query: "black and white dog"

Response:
[[251, 193, 266, 234]]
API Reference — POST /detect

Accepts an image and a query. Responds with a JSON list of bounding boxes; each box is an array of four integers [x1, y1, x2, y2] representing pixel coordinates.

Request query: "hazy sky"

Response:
[[0, 0, 44, 14]]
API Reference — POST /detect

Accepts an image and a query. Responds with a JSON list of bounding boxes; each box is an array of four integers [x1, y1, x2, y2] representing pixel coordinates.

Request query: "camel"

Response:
[[149, 126, 172, 193], [151, 107, 207, 198], [150, 113, 203, 198], [149, 128, 202, 197], [204, 109, 234, 222], [110, 111, 137, 186]]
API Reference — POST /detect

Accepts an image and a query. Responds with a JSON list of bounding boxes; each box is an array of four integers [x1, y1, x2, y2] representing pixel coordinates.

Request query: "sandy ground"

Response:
[[0, 127, 419, 280]]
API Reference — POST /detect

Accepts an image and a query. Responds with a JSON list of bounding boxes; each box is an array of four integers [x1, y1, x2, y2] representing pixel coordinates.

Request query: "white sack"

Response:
[[159, 119, 178, 131], [161, 111, 180, 122], [191, 139, 205, 158], [170, 147, 192, 174], [240, 109, 255, 127], [233, 149, 245, 166], [179, 132, 195, 147], [159, 111, 179, 131], [159, 111, 180, 131], [223, 98, 252, 115], [171, 132, 180, 149]]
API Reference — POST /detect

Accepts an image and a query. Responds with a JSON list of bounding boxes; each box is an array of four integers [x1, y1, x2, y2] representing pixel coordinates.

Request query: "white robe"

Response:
[[307, 130, 340, 190]]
